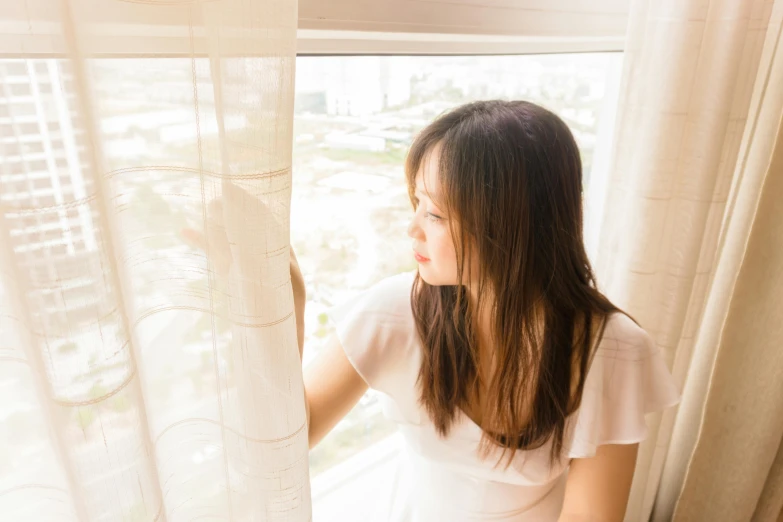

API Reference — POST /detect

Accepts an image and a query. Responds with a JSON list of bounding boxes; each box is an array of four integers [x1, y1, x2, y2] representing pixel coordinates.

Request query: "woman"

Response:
[[199, 100, 681, 521], [299, 100, 680, 521]]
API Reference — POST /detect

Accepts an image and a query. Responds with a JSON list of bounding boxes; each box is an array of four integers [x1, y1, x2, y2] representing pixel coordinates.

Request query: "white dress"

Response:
[[327, 271, 681, 522]]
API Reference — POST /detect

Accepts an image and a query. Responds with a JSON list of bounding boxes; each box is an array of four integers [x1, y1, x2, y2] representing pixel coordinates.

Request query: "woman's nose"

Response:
[[407, 214, 423, 241]]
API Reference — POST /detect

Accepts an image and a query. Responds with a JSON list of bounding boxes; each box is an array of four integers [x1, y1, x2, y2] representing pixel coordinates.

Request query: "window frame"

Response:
[[296, 29, 623, 56]]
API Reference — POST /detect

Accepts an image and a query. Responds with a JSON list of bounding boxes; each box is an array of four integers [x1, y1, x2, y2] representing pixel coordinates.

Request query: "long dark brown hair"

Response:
[[406, 100, 622, 465]]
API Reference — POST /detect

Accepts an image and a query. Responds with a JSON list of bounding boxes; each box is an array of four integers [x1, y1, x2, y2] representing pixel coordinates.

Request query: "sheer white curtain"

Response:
[[0, 1, 309, 521]]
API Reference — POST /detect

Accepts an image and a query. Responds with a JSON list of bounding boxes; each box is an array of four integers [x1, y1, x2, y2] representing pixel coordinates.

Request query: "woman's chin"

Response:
[[416, 265, 435, 285], [417, 266, 455, 287]]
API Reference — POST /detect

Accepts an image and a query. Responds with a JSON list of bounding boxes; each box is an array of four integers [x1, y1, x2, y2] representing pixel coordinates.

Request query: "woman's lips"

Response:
[[414, 251, 430, 263]]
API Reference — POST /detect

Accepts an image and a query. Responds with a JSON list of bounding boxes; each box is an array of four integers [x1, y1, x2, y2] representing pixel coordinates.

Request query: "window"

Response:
[[50, 244, 67, 256], [11, 104, 36, 117], [37, 195, 56, 207], [32, 177, 51, 190], [61, 190, 77, 205], [75, 133, 90, 149], [62, 79, 76, 95], [42, 213, 62, 227], [23, 141, 44, 154], [43, 228, 63, 241], [40, 291, 58, 307], [0, 55, 621, 521], [292, 54, 621, 492], [1, 142, 21, 157], [22, 216, 39, 228], [4, 62, 27, 76], [9, 83, 31, 97], [15, 230, 41, 246], [58, 62, 72, 76], [19, 123, 39, 135], [28, 160, 48, 173], [9, 162, 26, 175]]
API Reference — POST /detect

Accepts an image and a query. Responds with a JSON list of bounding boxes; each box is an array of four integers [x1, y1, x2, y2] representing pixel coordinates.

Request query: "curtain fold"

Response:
[[593, 0, 783, 520], [0, 1, 309, 521], [667, 95, 783, 522]]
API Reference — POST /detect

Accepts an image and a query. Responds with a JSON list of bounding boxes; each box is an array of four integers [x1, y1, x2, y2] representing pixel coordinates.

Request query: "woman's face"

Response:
[[407, 148, 460, 286]]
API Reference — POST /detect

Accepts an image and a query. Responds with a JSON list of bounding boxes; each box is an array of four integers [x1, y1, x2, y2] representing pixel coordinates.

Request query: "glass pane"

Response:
[[292, 53, 621, 516]]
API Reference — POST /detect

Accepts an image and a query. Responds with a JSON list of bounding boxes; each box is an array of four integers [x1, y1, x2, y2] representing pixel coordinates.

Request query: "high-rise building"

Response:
[[0, 59, 106, 333], [295, 56, 413, 117]]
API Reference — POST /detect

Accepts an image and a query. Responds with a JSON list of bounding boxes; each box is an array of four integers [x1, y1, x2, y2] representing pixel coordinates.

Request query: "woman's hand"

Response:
[[181, 189, 306, 358], [289, 245, 306, 358], [181, 197, 232, 279]]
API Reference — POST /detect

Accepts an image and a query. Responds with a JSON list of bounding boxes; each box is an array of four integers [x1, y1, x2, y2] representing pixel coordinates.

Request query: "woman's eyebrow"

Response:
[[415, 187, 441, 200]]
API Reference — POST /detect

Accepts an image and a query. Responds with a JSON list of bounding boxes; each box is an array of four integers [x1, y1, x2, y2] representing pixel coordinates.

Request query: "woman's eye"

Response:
[[426, 212, 442, 223]]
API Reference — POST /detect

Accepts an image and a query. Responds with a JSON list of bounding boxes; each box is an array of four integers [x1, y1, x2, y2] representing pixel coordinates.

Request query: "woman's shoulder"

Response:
[[593, 312, 658, 361], [358, 270, 417, 315], [326, 270, 420, 398], [567, 311, 681, 458]]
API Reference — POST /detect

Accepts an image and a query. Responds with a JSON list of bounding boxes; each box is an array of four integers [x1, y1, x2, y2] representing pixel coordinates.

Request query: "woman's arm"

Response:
[[289, 247, 368, 448], [303, 334, 368, 447], [558, 443, 639, 522]]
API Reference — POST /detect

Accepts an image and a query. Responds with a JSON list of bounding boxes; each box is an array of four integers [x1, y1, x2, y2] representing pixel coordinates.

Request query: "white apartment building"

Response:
[[0, 59, 106, 333]]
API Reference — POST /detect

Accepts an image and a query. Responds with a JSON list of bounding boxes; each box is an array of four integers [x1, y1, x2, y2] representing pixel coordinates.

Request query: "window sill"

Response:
[[312, 432, 403, 521]]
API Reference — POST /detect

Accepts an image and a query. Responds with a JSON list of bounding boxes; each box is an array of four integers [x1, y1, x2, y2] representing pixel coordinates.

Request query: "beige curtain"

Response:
[[0, 1, 310, 521], [593, 0, 783, 521], [666, 94, 783, 522]]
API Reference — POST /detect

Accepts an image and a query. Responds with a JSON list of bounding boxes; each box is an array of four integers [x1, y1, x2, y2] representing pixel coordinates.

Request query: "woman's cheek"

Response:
[[436, 230, 460, 282]]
